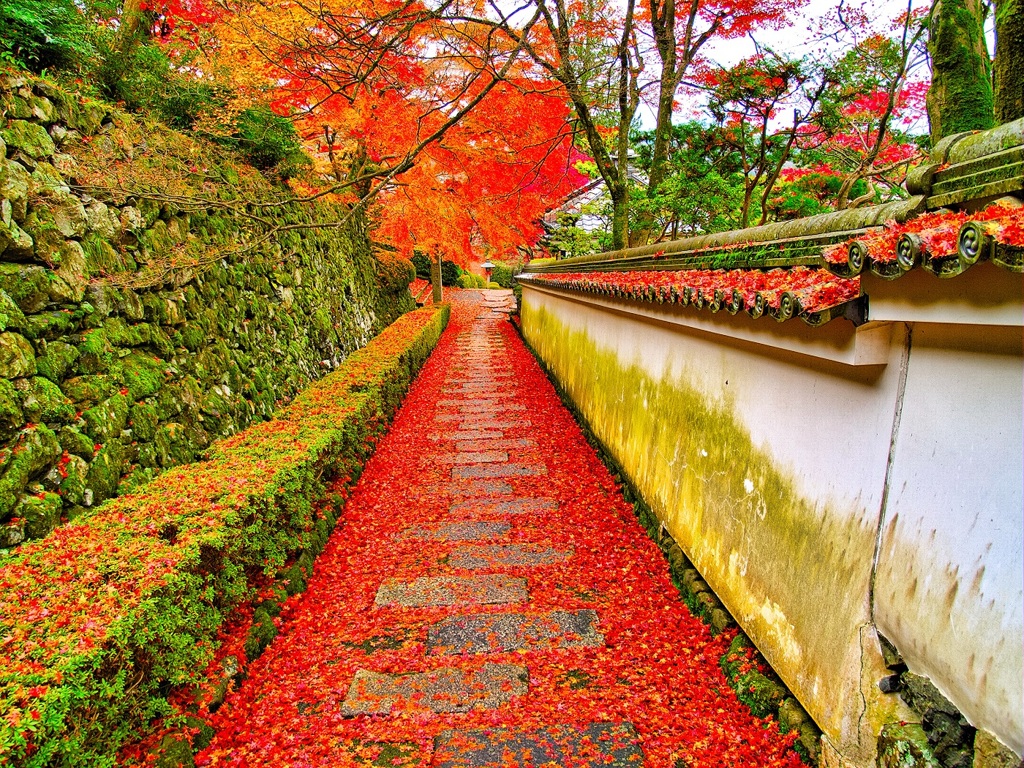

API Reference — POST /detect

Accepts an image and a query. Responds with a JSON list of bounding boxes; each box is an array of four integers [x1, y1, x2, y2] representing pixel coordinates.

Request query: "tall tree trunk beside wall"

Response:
[[994, 0, 1024, 123], [926, 0, 994, 142]]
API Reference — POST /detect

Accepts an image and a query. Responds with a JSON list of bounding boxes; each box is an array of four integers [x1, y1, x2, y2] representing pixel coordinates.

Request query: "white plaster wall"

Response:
[[522, 286, 905, 760], [522, 283, 1024, 761], [874, 322, 1024, 755]]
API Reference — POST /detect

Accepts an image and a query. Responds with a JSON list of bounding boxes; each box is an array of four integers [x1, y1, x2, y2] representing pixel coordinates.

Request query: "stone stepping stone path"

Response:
[[427, 609, 603, 655], [198, 291, 804, 767], [447, 543, 572, 569], [375, 574, 528, 607], [401, 521, 511, 541], [432, 722, 644, 767], [341, 663, 529, 715]]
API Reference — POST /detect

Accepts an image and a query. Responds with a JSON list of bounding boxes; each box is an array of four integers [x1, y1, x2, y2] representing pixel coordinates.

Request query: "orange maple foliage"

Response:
[[164, 0, 587, 266]]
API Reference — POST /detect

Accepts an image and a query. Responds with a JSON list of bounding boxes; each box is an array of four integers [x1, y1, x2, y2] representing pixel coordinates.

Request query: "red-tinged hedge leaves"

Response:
[[0, 304, 450, 766], [191, 294, 804, 768]]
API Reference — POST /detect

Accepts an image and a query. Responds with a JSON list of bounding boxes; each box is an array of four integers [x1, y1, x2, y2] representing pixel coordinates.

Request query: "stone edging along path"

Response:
[[193, 291, 805, 767]]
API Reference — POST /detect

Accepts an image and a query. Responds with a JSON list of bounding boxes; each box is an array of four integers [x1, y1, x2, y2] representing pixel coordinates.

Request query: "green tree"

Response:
[[993, 0, 1024, 123], [926, 0, 994, 141], [0, 0, 94, 71]]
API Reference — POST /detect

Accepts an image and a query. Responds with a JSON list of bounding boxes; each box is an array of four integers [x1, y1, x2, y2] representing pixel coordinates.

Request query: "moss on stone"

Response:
[[17, 490, 63, 540], [60, 427, 96, 459], [0, 425, 60, 516], [129, 401, 160, 442], [82, 394, 129, 442], [0, 290, 27, 332], [878, 723, 941, 767], [23, 311, 77, 341], [21, 377, 75, 424], [61, 374, 115, 406], [119, 352, 166, 400], [0, 264, 49, 313], [0, 332, 36, 379], [0, 379, 24, 440], [85, 439, 126, 504]]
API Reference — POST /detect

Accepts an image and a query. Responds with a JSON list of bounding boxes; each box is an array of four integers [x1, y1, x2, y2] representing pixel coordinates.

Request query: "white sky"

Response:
[[637, 0, 936, 129]]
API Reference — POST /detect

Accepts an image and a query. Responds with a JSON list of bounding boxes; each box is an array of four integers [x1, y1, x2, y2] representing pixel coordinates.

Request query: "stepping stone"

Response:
[[448, 544, 571, 569], [459, 419, 527, 431], [374, 574, 527, 606], [450, 480, 514, 496], [449, 451, 508, 464], [427, 609, 604, 655], [455, 438, 535, 452], [433, 722, 644, 767], [449, 498, 558, 516], [401, 521, 510, 541], [457, 403, 525, 414], [452, 464, 546, 479], [341, 663, 528, 715], [438, 413, 522, 424], [436, 398, 514, 407], [430, 430, 506, 442]]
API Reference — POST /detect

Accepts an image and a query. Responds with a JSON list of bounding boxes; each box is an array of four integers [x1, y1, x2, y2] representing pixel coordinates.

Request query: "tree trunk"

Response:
[[431, 254, 442, 304], [610, 183, 629, 252], [926, 0, 994, 142], [994, 0, 1024, 123]]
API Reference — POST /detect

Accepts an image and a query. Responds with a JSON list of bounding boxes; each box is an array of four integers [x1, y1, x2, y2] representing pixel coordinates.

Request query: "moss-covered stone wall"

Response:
[[0, 72, 413, 549]]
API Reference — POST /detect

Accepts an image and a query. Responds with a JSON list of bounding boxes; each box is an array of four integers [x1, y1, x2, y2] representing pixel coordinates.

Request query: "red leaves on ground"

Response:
[[193, 294, 803, 767]]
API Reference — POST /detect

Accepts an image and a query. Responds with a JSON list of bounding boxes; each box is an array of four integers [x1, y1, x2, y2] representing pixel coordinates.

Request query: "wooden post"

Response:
[[431, 253, 443, 304]]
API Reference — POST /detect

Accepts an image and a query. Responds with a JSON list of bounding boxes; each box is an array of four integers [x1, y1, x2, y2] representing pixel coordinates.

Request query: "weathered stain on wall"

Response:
[[521, 291, 903, 762], [873, 322, 1023, 756], [522, 283, 1024, 764]]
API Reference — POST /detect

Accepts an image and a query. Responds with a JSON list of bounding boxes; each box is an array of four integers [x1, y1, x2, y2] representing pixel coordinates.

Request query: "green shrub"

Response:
[[440, 259, 461, 286], [0, 304, 450, 766], [409, 253, 463, 286], [490, 258, 524, 288], [411, 252, 431, 280], [232, 107, 305, 171], [0, 0, 93, 72]]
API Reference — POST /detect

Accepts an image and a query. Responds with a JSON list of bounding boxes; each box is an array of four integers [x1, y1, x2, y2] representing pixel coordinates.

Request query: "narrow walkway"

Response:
[[197, 292, 801, 767]]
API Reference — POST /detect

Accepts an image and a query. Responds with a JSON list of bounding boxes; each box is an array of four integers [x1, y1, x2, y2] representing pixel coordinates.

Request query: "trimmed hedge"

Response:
[[0, 304, 450, 766]]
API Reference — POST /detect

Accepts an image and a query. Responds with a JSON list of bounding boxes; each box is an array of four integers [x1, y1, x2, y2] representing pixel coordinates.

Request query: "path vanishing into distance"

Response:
[[196, 291, 803, 767]]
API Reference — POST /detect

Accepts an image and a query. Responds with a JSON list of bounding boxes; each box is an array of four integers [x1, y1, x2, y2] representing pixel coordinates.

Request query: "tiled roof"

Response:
[[521, 120, 1024, 327], [518, 267, 861, 326], [822, 205, 1024, 279]]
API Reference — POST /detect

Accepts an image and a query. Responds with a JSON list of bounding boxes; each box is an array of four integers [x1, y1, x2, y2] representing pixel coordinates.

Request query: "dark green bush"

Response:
[[0, 0, 94, 72], [440, 259, 461, 285], [490, 258, 524, 289], [233, 106, 304, 171], [410, 253, 462, 285]]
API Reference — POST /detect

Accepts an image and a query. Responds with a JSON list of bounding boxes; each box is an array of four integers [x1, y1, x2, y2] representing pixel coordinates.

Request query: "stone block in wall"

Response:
[[2, 160, 31, 224], [16, 490, 62, 539], [973, 730, 1022, 768], [1, 120, 55, 160], [0, 332, 36, 378], [0, 264, 49, 312], [0, 424, 60, 517], [86, 440, 126, 505], [0, 378, 24, 439], [35, 341, 78, 383], [82, 394, 130, 442], [877, 723, 940, 767], [20, 377, 75, 424]]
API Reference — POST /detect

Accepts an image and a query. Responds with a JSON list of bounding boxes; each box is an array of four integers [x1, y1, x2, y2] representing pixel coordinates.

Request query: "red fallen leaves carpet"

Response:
[[196, 291, 802, 767]]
